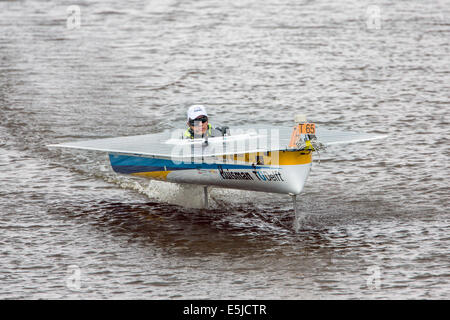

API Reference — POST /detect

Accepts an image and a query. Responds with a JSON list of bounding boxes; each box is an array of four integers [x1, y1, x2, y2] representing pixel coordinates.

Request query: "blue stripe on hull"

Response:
[[108, 154, 269, 174]]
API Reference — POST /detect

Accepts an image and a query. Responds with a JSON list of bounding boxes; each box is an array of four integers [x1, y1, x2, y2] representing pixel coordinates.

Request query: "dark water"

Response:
[[0, 0, 449, 299]]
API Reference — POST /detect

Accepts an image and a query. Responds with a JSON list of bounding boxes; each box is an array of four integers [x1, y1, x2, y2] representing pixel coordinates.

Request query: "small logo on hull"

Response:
[[218, 166, 284, 182]]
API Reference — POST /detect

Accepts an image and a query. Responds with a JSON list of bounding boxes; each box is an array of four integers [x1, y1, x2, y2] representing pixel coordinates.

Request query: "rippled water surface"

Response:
[[0, 0, 449, 299]]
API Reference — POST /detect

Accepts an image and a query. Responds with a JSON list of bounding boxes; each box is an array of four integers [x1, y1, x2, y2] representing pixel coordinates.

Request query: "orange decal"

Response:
[[289, 123, 315, 148]]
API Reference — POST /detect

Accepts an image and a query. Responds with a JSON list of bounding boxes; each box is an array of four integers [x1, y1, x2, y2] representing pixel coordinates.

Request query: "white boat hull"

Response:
[[109, 150, 313, 195]]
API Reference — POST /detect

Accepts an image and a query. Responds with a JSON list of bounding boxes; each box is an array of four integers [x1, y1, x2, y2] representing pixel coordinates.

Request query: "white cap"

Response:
[[187, 105, 208, 121], [295, 114, 307, 123]]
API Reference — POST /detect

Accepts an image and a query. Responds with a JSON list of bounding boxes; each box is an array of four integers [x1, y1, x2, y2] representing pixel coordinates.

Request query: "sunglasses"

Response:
[[189, 116, 208, 126]]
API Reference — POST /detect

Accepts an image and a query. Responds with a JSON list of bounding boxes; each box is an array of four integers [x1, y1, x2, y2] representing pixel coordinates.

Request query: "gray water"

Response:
[[0, 0, 449, 299]]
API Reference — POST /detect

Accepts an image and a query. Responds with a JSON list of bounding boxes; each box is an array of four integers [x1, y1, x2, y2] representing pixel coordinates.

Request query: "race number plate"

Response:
[[289, 123, 316, 148], [297, 123, 315, 134]]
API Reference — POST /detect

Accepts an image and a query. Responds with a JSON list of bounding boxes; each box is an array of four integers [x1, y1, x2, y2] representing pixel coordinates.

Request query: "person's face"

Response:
[[188, 116, 208, 136]]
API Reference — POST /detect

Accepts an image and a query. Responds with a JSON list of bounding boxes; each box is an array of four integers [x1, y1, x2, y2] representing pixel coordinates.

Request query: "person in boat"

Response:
[[183, 105, 227, 139]]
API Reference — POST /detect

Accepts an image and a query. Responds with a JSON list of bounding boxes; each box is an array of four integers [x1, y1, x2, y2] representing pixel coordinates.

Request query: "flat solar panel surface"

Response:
[[48, 126, 386, 158]]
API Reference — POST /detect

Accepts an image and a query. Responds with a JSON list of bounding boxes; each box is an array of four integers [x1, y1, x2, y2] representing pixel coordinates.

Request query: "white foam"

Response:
[[103, 172, 260, 209]]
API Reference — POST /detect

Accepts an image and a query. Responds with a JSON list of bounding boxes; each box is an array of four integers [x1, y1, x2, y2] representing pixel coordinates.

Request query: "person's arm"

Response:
[[214, 126, 229, 136], [209, 126, 229, 137]]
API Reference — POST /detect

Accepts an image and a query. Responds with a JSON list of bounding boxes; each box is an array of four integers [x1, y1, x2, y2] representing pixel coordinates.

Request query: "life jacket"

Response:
[[184, 123, 213, 139]]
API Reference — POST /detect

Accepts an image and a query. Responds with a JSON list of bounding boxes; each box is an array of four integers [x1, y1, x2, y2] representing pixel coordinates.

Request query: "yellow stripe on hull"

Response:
[[220, 150, 312, 166], [131, 151, 312, 180], [277, 150, 312, 165], [132, 171, 170, 181]]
